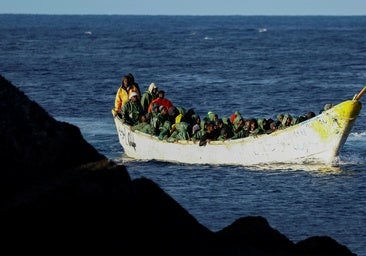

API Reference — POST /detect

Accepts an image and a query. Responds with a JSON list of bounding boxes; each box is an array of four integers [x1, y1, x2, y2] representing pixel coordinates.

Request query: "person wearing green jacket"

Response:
[[141, 82, 158, 113], [121, 92, 145, 126]]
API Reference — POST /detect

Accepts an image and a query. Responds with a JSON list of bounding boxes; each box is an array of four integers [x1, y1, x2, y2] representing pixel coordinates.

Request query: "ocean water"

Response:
[[1, 14, 366, 255]]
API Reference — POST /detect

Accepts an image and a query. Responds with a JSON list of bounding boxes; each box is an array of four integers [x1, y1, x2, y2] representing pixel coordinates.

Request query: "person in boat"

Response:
[[300, 111, 316, 122], [299, 111, 316, 123], [248, 118, 264, 137], [222, 116, 233, 128], [216, 118, 234, 141], [156, 106, 172, 139], [278, 113, 292, 129], [154, 105, 171, 138], [169, 106, 187, 135], [147, 103, 160, 134], [112, 75, 129, 117], [266, 120, 278, 134], [120, 92, 145, 126], [190, 114, 201, 137], [307, 111, 316, 119], [231, 111, 244, 131], [112, 74, 141, 117], [199, 121, 218, 146], [181, 108, 196, 136], [132, 114, 153, 134], [319, 103, 333, 114], [217, 127, 229, 141], [127, 81, 141, 101], [257, 118, 270, 133], [158, 120, 172, 140], [141, 82, 158, 113], [243, 119, 251, 132], [127, 73, 141, 96], [168, 106, 182, 126], [167, 121, 190, 142], [192, 118, 209, 143], [275, 113, 284, 127], [147, 90, 174, 113], [206, 111, 218, 122], [173, 106, 186, 123], [291, 115, 300, 125], [231, 117, 247, 139]]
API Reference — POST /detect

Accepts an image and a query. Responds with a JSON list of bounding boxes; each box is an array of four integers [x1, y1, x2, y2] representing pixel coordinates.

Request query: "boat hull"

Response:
[[114, 100, 361, 166]]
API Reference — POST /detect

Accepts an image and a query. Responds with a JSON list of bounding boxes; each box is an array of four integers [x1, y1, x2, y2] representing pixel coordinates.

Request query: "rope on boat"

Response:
[[353, 86, 366, 101]]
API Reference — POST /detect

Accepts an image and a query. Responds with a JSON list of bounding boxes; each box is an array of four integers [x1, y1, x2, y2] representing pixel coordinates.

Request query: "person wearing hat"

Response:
[[141, 82, 159, 113], [120, 91, 145, 126]]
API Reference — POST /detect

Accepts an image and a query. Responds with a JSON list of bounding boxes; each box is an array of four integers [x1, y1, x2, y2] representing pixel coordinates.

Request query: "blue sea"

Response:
[[1, 14, 366, 255]]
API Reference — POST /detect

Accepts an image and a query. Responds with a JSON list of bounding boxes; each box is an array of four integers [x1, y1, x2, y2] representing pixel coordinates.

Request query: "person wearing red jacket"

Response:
[[147, 90, 173, 113]]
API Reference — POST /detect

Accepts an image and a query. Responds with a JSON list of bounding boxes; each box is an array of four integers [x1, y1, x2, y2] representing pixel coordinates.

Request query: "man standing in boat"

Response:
[[112, 75, 141, 117]]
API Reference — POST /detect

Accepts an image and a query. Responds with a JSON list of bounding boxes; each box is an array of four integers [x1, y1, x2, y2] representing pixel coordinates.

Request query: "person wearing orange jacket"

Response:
[[147, 90, 173, 113]]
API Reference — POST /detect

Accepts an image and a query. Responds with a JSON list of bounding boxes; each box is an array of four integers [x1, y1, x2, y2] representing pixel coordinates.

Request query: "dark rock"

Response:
[[0, 75, 105, 200], [295, 236, 357, 256], [0, 74, 356, 255], [216, 216, 296, 255]]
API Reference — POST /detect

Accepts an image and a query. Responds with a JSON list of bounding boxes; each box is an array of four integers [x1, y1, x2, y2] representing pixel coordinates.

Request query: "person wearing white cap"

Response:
[[141, 82, 159, 113], [120, 91, 145, 126]]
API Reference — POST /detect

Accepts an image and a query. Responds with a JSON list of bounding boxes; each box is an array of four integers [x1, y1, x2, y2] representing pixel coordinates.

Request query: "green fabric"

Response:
[[167, 122, 190, 142], [192, 129, 206, 141], [231, 129, 247, 139], [158, 121, 172, 140], [207, 111, 216, 121], [141, 91, 154, 112], [291, 116, 300, 125], [133, 122, 153, 134], [121, 100, 144, 126], [176, 106, 186, 116], [256, 118, 266, 133]]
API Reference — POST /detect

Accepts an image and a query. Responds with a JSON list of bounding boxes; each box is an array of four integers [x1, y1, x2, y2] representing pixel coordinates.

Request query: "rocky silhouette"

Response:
[[0, 75, 356, 255]]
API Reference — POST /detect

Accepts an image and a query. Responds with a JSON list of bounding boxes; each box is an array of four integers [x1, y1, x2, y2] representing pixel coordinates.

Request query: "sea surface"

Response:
[[1, 14, 366, 255]]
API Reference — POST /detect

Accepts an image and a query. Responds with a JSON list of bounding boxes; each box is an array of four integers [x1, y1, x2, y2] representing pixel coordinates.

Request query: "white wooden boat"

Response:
[[114, 88, 365, 167]]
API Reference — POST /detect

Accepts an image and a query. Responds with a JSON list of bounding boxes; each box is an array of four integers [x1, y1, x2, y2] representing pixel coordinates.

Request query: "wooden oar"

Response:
[[353, 86, 366, 101]]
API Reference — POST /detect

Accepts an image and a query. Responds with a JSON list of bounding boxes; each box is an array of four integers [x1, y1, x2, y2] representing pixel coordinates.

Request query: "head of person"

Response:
[[127, 73, 135, 83], [206, 122, 215, 133], [306, 111, 316, 119], [129, 92, 139, 102], [159, 105, 168, 114], [122, 75, 130, 87], [324, 104, 333, 111], [148, 83, 158, 94], [140, 114, 147, 122], [158, 90, 165, 98], [249, 118, 258, 131], [270, 121, 278, 130], [152, 103, 159, 112], [277, 114, 284, 122], [283, 114, 292, 126]]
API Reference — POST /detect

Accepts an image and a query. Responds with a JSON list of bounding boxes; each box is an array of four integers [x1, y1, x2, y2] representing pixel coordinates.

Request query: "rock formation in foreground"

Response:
[[0, 75, 356, 255]]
